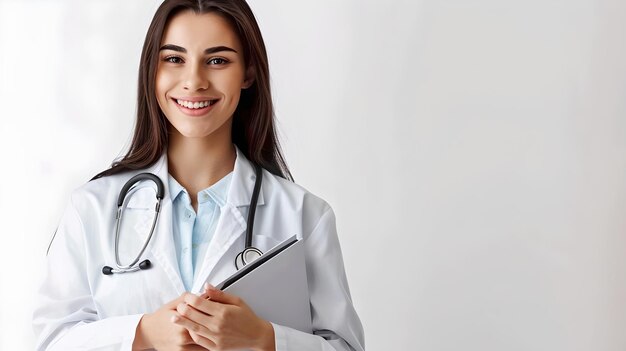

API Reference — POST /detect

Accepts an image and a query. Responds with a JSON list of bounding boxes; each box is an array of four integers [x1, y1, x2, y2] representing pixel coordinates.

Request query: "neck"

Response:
[[167, 129, 236, 199]]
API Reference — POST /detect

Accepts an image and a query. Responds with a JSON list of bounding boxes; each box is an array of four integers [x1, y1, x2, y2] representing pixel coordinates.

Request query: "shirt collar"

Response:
[[202, 172, 232, 207], [156, 145, 264, 208], [167, 173, 187, 203], [167, 170, 233, 207]]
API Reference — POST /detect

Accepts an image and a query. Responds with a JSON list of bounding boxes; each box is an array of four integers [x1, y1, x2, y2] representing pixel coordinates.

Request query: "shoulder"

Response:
[[68, 170, 138, 213], [261, 169, 333, 224]]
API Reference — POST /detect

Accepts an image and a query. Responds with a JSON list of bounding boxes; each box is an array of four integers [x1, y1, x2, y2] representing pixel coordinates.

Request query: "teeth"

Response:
[[176, 99, 214, 109]]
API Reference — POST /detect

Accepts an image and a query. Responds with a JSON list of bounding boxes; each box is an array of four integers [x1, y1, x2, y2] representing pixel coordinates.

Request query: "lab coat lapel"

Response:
[[191, 148, 265, 292], [144, 153, 186, 294]]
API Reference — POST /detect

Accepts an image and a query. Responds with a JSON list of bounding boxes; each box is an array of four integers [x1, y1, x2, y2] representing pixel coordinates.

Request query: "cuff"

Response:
[[119, 313, 145, 351], [271, 322, 288, 351]]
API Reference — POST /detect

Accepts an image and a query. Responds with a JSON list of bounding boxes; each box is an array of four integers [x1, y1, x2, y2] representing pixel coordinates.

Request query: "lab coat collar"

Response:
[[142, 146, 265, 294], [227, 146, 265, 208], [137, 152, 186, 294], [192, 146, 267, 292], [149, 145, 264, 208]]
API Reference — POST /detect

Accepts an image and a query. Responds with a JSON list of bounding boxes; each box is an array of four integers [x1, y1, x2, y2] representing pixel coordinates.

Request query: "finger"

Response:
[[183, 292, 225, 316], [189, 330, 217, 350], [205, 286, 243, 306], [181, 344, 210, 351], [197, 282, 216, 299], [177, 302, 213, 328], [203, 282, 215, 294], [197, 289, 210, 300], [171, 312, 216, 341], [164, 292, 189, 310], [168, 291, 208, 311]]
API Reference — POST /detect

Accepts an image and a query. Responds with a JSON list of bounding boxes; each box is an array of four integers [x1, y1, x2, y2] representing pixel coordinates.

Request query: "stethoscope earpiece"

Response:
[[102, 259, 152, 275], [138, 259, 151, 270]]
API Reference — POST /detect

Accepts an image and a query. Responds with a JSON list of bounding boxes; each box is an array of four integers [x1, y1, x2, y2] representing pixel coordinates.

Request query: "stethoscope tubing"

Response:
[[113, 198, 161, 270], [235, 163, 264, 270], [102, 173, 164, 275], [103, 164, 264, 275]]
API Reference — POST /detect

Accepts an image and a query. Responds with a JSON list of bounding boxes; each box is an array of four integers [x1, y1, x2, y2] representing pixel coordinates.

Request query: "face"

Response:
[[156, 10, 253, 139]]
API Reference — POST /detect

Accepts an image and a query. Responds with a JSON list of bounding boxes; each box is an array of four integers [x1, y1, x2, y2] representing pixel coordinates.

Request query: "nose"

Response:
[[183, 63, 209, 91]]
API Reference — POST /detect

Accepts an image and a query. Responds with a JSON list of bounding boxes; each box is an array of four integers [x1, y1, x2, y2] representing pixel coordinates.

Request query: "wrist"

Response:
[[254, 320, 276, 351], [132, 313, 154, 350]]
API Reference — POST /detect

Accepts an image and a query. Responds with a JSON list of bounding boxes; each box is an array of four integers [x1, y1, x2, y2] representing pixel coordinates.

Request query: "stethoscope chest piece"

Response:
[[235, 247, 263, 270]]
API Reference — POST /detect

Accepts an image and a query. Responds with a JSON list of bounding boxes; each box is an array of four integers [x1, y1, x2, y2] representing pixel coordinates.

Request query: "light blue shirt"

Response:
[[168, 172, 233, 291]]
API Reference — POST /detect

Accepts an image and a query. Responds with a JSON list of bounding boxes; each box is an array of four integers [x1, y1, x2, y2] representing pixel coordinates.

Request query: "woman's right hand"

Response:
[[133, 293, 208, 350]]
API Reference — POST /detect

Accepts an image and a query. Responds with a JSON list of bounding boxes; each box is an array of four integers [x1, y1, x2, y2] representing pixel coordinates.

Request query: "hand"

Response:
[[171, 284, 276, 351], [133, 293, 209, 350]]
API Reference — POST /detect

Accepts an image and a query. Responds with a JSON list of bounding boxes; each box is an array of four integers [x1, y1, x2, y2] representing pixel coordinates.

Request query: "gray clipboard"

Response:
[[215, 235, 312, 333]]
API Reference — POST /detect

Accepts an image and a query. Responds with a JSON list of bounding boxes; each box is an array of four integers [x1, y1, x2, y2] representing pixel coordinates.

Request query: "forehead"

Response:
[[161, 10, 242, 52]]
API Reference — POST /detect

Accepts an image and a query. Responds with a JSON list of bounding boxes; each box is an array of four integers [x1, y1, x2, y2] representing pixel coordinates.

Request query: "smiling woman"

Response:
[[31, 1, 365, 351]]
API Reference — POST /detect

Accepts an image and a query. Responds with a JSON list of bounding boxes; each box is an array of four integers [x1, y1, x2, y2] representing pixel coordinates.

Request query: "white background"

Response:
[[1, 0, 625, 350]]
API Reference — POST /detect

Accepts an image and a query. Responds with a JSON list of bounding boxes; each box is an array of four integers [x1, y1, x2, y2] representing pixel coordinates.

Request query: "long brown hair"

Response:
[[92, 0, 291, 181]]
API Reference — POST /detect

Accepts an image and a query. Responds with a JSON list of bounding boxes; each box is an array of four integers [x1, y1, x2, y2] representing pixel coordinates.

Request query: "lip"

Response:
[[172, 96, 220, 102], [172, 97, 219, 117]]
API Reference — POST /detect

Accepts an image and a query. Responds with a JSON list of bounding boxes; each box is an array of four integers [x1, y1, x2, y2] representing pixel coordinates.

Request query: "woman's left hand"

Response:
[[171, 284, 276, 351]]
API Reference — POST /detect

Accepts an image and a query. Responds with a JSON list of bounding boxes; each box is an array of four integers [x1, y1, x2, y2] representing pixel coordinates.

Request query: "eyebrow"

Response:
[[159, 44, 237, 55]]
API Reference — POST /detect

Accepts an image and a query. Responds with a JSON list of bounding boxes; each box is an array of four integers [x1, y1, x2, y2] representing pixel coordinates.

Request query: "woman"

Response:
[[32, 0, 364, 350]]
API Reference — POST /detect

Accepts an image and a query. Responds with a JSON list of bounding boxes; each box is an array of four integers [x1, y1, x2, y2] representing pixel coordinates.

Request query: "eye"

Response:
[[208, 57, 229, 65], [164, 56, 183, 64]]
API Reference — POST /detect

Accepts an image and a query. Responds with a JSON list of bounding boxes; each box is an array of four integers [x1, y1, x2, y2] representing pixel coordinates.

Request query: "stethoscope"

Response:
[[102, 164, 264, 275]]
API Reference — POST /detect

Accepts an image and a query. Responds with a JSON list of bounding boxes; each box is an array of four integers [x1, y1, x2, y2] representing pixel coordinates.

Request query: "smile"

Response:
[[172, 98, 219, 116], [175, 99, 218, 109]]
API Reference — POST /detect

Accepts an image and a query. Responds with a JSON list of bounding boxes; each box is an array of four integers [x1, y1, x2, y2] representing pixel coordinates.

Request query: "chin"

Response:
[[178, 129, 214, 138], [167, 114, 232, 139]]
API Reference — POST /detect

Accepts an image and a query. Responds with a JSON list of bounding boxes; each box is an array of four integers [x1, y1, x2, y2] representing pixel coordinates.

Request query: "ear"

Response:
[[242, 65, 256, 89]]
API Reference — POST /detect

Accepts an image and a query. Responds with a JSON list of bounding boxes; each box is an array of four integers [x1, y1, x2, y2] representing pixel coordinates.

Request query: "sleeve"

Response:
[[271, 206, 365, 351], [32, 194, 144, 351]]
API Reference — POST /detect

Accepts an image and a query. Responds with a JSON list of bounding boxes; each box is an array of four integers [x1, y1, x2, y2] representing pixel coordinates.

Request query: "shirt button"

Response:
[[200, 193, 208, 201], [186, 211, 193, 219]]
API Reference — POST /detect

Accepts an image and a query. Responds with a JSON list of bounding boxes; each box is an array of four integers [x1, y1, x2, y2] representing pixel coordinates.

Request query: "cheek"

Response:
[[155, 73, 166, 102], [155, 71, 174, 109], [215, 72, 245, 105], [214, 63, 246, 89]]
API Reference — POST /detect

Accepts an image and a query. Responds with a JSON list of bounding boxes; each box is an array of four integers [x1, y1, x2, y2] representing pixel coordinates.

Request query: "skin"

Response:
[[156, 9, 254, 212], [132, 10, 275, 351]]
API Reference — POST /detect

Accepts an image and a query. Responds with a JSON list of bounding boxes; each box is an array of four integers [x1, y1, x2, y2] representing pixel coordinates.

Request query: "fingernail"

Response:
[[170, 315, 179, 323]]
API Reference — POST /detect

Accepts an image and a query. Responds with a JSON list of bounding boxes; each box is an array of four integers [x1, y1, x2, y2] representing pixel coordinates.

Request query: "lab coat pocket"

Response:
[[95, 251, 177, 317], [116, 207, 155, 263], [95, 186, 176, 317]]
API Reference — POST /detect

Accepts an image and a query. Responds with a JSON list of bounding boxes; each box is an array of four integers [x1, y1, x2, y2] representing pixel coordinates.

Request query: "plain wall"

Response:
[[1, 0, 625, 350]]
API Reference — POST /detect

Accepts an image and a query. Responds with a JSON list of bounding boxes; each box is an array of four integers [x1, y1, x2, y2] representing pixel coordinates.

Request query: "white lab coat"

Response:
[[33, 148, 365, 351]]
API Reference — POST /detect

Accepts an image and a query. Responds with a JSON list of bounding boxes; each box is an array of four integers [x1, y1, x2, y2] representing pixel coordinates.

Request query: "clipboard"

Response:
[[214, 235, 312, 333]]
